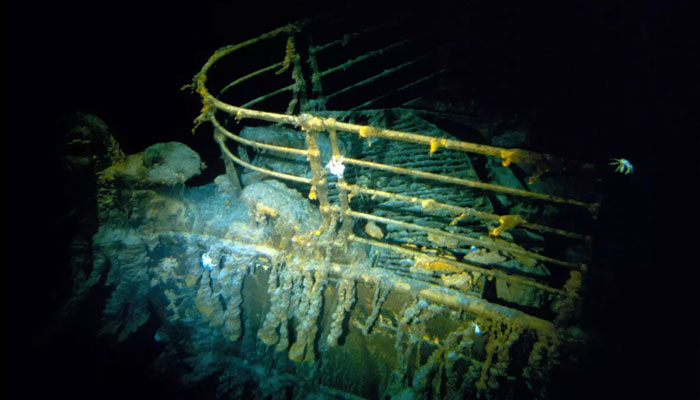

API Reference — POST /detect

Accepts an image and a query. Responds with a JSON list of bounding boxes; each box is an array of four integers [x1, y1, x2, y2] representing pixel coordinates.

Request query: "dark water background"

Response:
[[7, 1, 690, 399]]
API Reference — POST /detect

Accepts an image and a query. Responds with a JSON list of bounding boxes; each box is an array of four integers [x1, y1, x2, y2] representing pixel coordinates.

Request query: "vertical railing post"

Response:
[[280, 33, 309, 115], [306, 31, 326, 112], [215, 128, 242, 196], [327, 120, 354, 246], [303, 127, 333, 234]]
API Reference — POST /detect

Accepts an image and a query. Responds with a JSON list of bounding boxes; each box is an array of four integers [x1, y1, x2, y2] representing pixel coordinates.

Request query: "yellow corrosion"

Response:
[[299, 114, 325, 132], [413, 257, 463, 274], [429, 138, 448, 156], [358, 125, 381, 147], [257, 204, 279, 218], [421, 335, 441, 346], [449, 211, 468, 226], [499, 149, 519, 167], [489, 215, 527, 236], [498, 148, 552, 184], [358, 126, 373, 138], [420, 198, 436, 211], [252, 204, 279, 225]]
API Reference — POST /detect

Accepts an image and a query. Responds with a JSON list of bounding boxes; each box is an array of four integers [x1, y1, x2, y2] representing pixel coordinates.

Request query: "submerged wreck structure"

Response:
[[66, 18, 600, 399]]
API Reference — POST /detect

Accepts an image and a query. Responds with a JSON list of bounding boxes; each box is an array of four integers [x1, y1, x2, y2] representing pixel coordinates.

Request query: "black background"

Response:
[[7, 1, 691, 399]]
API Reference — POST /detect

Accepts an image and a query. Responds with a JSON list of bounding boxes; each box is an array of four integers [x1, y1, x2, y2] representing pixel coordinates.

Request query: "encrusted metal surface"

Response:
[[70, 18, 600, 400]]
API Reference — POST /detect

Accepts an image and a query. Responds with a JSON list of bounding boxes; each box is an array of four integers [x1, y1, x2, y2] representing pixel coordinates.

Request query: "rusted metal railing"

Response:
[[185, 20, 595, 332]]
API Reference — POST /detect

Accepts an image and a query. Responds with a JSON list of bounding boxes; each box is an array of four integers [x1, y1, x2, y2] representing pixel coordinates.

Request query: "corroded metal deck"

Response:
[[89, 18, 599, 399]]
